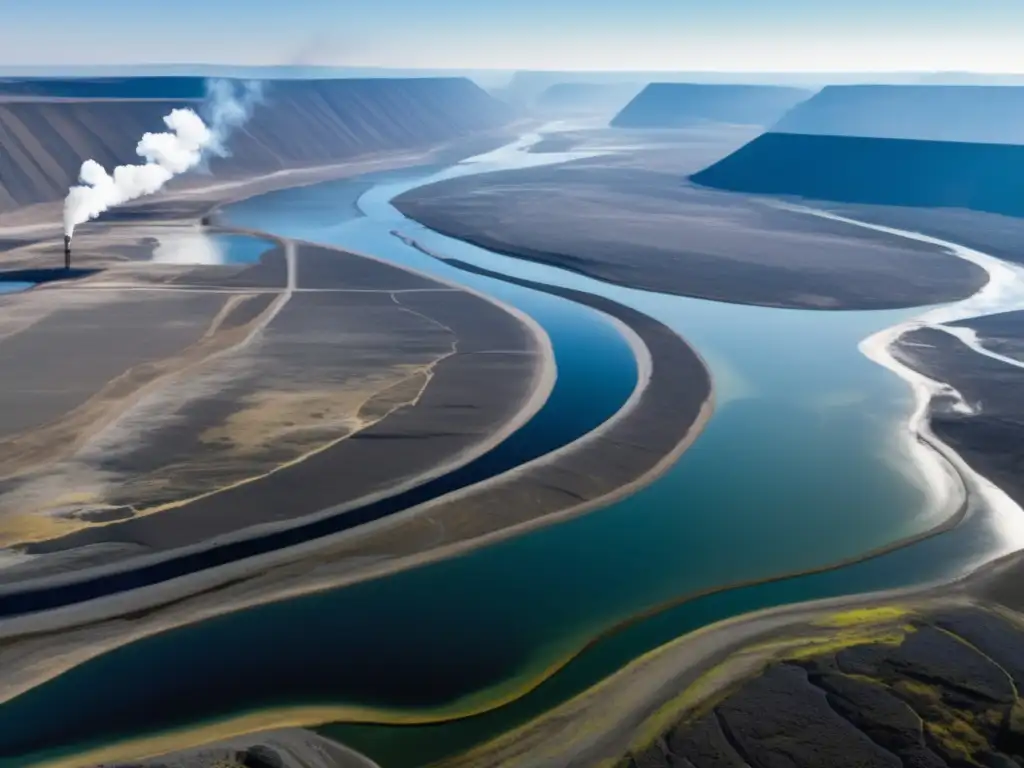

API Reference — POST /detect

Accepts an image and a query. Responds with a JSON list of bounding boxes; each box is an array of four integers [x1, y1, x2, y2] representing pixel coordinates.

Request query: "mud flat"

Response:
[[815, 203, 1024, 272], [0, 226, 549, 578], [952, 310, 1024, 364], [392, 134, 986, 310], [893, 327, 1024, 514]]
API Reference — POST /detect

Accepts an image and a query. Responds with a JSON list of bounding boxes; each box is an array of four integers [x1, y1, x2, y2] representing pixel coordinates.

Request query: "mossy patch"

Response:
[[925, 716, 989, 764], [782, 627, 911, 660], [893, 678, 942, 703], [817, 606, 912, 628]]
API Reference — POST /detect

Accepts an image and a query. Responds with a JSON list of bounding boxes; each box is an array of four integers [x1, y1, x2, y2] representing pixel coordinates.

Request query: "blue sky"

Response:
[[1, 0, 1023, 71]]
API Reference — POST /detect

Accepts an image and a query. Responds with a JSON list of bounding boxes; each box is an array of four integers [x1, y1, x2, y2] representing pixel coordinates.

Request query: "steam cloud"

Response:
[[62, 79, 263, 238]]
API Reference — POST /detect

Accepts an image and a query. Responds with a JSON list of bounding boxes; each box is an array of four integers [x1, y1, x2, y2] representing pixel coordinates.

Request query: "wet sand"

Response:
[[893, 327, 1024, 514]]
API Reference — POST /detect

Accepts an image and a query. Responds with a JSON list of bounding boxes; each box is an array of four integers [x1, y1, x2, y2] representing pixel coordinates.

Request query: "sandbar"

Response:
[[392, 129, 988, 310]]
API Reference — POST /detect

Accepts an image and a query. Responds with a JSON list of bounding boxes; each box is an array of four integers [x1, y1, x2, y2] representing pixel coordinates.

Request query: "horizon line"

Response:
[[2, 64, 1024, 76]]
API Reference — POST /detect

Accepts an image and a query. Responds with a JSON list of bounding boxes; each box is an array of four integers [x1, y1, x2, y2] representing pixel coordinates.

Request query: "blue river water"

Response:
[[0, 138, 1014, 767], [0, 224, 637, 619]]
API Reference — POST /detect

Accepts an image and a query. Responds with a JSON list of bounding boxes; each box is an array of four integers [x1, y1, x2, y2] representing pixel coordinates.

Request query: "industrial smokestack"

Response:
[[62, 109, 213, 238], [64, 235, 71, 269]]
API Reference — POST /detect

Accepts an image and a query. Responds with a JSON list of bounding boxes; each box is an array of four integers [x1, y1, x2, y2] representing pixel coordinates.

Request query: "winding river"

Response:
[[2, 131, 1023, 767]]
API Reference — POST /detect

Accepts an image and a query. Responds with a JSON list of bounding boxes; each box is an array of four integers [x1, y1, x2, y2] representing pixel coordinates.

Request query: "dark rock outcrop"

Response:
[[240, 745, 286, 768], [627, 608, 1024, 768]]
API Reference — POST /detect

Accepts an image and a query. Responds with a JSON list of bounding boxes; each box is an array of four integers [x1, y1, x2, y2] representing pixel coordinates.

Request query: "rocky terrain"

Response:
[[626, 606, 1024, 768]]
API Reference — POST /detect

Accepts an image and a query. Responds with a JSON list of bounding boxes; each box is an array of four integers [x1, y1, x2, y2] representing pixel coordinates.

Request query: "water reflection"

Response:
[[150, 227, 273, 266], [151, 227, 228, 265]]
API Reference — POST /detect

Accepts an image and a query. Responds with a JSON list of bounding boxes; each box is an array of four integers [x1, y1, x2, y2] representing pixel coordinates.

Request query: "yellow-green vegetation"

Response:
[[745, 604, 916, 661], [776, 605, 919, 661], [924, 716, 990, 765], [855, 659, 1011, 766], [782, 626, 910, 660], [892, 678, 941, 702], [816, 606, 912, 628]]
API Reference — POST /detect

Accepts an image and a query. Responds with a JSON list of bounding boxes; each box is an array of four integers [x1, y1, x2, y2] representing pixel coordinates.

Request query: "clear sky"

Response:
[[1, 0, 1023, 72]]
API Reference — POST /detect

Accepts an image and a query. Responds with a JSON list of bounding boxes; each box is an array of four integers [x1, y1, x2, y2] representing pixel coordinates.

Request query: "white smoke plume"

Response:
[[62, 79, 264, 238], [202, 78, 264, 158]]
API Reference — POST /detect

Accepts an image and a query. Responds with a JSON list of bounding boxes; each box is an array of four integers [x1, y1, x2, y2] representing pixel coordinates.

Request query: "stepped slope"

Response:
[[691, 133, 1024, 217], [772, 84, 1024, 144], [0, 78, 514, 212], [692, 84, 1024, 216], [610, 83, 813, 128]]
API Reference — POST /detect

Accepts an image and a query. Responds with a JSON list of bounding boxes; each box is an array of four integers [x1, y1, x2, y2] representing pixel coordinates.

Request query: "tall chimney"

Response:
[[64, 235, 71, 270]]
